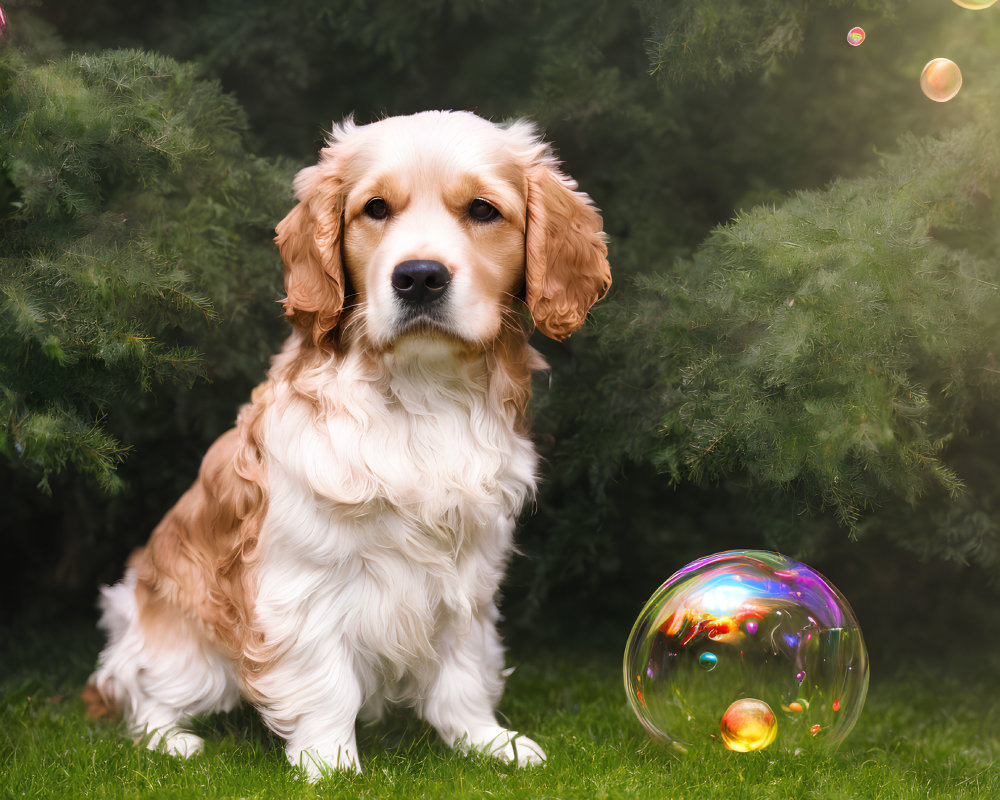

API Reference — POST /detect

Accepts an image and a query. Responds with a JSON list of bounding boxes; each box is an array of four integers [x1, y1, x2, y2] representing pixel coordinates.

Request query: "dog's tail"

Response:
[[82, 571, 141, 722]]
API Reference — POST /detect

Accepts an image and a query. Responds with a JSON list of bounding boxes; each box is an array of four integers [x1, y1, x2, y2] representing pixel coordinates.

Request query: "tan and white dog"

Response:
[[84, 110, 610, 780]]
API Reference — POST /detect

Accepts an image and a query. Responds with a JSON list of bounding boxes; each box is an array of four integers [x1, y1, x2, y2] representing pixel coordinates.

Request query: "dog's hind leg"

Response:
[[85, 569, 240, 757]]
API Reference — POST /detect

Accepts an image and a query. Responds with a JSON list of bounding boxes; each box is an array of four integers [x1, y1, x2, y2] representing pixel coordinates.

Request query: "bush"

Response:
[[0, 43, 292, 599]]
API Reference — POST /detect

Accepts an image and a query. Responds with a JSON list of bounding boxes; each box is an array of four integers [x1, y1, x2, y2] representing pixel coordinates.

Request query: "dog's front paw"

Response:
[[145, 729, 205, 758], [288, 743, 362, 782], [458, 726, 547, 767]]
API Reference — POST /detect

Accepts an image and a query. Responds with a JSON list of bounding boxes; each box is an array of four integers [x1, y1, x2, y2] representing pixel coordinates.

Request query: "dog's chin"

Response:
[[381, 317, 481, 357]]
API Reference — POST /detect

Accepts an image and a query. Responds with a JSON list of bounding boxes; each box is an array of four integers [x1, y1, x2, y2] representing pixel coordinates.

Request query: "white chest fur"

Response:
[[252, 343, 537, 694]]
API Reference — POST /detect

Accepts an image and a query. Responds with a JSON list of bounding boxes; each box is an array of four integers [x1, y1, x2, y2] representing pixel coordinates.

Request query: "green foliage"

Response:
[[0, 45, 292, 491], [510, 0, 1000, 617], [636, 121, 1000, 526], [638, 0, 905, 84], [524, 112, 1000, 618]]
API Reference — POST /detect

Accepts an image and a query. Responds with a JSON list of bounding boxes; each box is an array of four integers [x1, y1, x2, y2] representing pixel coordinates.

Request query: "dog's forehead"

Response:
[[344, 112, 524, 188]]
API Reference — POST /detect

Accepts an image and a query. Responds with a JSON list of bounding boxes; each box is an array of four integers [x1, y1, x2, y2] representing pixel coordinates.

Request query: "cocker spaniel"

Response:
[[84, 110, 611, 780]]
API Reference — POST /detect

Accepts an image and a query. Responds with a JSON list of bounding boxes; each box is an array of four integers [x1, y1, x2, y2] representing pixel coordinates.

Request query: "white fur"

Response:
[[89, 331, 545, 780], [250, 337, 542, 777], [90, 569, 241, 756]]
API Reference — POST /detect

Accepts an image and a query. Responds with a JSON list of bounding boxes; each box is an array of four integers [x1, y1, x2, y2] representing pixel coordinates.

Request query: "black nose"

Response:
[[391, 260, 452, 305]]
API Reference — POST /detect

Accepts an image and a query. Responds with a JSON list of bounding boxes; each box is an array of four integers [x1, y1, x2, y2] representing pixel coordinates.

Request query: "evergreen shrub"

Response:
[[1, 46, 292, 491]]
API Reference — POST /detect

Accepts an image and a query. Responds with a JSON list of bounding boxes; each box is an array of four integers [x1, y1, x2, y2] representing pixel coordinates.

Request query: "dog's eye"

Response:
[[469, 198, 501, 223], [364, 197, 390, 220]]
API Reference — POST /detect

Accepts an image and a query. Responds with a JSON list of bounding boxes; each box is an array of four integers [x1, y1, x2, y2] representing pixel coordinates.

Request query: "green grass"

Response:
[[2, 621, 999, 800]]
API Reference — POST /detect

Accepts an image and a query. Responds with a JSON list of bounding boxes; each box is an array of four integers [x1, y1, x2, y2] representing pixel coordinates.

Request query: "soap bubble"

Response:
[[920, 58, 962, 102], [846, 27, 865, 46], [951, 0, 997, 9], [720, 698, 777, 752], [623, 550, 868, 753], [699, 652, 718, 671]]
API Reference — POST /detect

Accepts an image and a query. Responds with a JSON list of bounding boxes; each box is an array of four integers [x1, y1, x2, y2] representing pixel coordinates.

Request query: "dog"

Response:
[[83, 110, 610, 780]]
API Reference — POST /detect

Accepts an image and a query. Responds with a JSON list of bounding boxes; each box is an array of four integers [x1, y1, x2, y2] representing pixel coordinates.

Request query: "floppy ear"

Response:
[[274, 145, 347, 347], [524, 155, 611, 341]]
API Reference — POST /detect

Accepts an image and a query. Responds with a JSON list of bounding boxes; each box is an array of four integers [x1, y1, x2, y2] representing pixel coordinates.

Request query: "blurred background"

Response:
[[2, 0, 1000, 666]]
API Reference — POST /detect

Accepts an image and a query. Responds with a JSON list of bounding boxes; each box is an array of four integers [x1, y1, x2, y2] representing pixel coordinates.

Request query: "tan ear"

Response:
[[524, 159, 611, 341], [274, 153, 346, 347]]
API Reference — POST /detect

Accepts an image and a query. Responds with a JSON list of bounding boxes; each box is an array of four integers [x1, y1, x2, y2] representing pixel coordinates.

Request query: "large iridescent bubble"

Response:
[[624, 550, 868, 753]]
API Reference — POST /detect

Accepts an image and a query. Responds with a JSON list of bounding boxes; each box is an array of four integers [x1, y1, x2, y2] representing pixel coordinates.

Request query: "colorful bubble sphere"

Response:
[[951, 0, 997, 9], [846, 27, 865, 46], [920, 58, 962, 102], [720, 698, 777, 752], [623, 550, 869, 753]]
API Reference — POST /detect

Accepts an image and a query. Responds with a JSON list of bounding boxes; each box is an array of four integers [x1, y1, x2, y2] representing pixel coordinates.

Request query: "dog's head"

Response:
[[275, 111, 610, 351]]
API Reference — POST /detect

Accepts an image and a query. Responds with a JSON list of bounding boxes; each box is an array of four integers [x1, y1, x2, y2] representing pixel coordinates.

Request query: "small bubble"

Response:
[[699, 652, 719, 671], [920, 58, 962, 102], [846, 27, 865, 46], [720, 698, 777, 752]]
